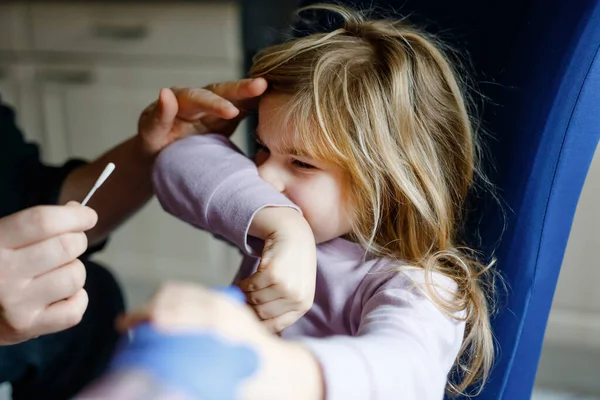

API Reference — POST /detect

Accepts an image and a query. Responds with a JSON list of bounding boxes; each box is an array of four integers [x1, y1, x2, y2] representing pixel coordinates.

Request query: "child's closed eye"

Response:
[[292, 159, 316, 169]]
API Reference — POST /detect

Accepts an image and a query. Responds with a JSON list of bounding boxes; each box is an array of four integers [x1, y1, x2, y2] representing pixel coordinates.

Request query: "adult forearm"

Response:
[[59, 136, 154, 245], [242, 340, 324, 400]]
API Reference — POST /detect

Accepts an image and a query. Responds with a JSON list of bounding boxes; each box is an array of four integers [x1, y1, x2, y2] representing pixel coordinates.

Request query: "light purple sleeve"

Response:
[[298, 271, 465, 400], [152, 134, 300, 255]]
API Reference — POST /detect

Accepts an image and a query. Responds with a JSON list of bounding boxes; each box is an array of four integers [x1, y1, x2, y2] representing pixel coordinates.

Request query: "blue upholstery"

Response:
[[472, 0, 600, 398]]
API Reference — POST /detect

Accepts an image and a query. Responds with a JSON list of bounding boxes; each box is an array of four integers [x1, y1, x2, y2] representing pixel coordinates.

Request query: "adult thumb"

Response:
[[145, 88, 178, 137]]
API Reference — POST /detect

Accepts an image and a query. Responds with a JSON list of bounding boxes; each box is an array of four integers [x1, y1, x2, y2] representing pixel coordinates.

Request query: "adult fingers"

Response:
[[0, 205, 97, 249], [12, 232, 88, 278], [139, 88, 179, 139], [206, 78, 267, 109], [34, 288, 89, 336], [173, 87, 239, 121], [28, 259, 87, 306]]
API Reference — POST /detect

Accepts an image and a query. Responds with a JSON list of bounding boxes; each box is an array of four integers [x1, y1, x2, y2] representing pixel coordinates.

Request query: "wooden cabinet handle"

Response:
[[91, 23, 149, 40], [40, 70, 94, 84]]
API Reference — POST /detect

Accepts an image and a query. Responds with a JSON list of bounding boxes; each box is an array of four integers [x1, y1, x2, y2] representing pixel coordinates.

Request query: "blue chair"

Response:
[[464, 0, 600, 398]]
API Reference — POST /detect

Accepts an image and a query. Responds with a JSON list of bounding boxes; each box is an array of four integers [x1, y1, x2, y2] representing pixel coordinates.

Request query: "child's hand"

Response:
[[238, 207, 317, 334]]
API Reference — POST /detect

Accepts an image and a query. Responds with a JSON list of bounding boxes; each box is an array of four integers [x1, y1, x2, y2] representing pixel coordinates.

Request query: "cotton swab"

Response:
[[81, 163, 115, 206]]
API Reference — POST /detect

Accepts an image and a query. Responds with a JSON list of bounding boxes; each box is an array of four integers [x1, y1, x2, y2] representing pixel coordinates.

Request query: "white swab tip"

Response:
[[97, 163, 116, 187], [80, 162, 116, 206]]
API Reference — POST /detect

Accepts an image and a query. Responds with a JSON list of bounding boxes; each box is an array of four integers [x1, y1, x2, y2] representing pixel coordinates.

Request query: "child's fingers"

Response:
[[244, 285, 282, 305], [261, 311, 301, 334], [237, 270, 276, 292], [252, 298, 293, 321]]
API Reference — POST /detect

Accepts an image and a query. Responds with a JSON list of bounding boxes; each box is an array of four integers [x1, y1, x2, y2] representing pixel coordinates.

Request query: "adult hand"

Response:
[[0, 202, 97, 345], [137, 78, 268, 156], [118, 283, 323, 400]]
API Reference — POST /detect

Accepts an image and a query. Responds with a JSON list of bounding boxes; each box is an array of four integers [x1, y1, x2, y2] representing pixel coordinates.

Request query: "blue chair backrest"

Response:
[[472, 0, 600, 398]]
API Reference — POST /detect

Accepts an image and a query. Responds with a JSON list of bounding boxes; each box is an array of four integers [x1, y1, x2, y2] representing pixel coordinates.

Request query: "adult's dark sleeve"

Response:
[[0, 96, 107, 254], [0, 99, 86, 215]]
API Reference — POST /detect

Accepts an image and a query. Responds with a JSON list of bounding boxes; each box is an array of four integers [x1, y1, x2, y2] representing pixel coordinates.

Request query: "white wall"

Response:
[[536, 144, 600, 396]]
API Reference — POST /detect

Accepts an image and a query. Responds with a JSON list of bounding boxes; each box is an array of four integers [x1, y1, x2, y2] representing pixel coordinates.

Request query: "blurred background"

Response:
[[0, 1, 598, 399]]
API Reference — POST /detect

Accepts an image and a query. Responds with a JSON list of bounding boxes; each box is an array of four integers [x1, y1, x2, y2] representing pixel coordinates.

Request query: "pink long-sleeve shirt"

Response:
[[153, 134, 465, 400]]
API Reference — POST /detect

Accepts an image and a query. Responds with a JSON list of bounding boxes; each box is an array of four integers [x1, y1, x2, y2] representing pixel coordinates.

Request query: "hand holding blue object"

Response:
[[76, 286, 259, 400]]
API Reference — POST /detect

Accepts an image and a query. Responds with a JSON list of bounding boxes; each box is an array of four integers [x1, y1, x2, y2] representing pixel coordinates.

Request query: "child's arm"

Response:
[[296, 271, 465, 399], [152, 134, 300, 255], [242, 271, 464, 400], [152, 134, 317, 332]]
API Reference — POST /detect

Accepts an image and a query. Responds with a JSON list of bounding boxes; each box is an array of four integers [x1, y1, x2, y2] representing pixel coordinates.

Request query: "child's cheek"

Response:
[[293, 179, 335, 223]]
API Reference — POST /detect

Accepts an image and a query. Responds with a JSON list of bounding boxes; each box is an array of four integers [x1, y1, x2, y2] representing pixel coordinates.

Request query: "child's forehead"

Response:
[[257, 93, 322, 158], [258, 94, 294, 126], [259, 92, 292, 112], [255, 127, 312, 158]]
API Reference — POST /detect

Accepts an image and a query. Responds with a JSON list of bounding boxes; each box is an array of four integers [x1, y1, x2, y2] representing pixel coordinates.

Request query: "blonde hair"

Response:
[[250, 4, 496, 395]]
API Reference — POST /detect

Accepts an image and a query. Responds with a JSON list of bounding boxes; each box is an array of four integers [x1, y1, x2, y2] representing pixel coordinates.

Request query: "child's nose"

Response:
[[257, 160, 285, 193]]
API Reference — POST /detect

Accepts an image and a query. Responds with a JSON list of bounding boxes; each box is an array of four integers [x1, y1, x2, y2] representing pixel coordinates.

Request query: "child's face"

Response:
[[255, 94, 352, 243]]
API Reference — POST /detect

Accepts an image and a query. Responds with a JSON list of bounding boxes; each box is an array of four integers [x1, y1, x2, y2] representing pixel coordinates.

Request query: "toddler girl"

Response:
[[148, 4, 494, 399]]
